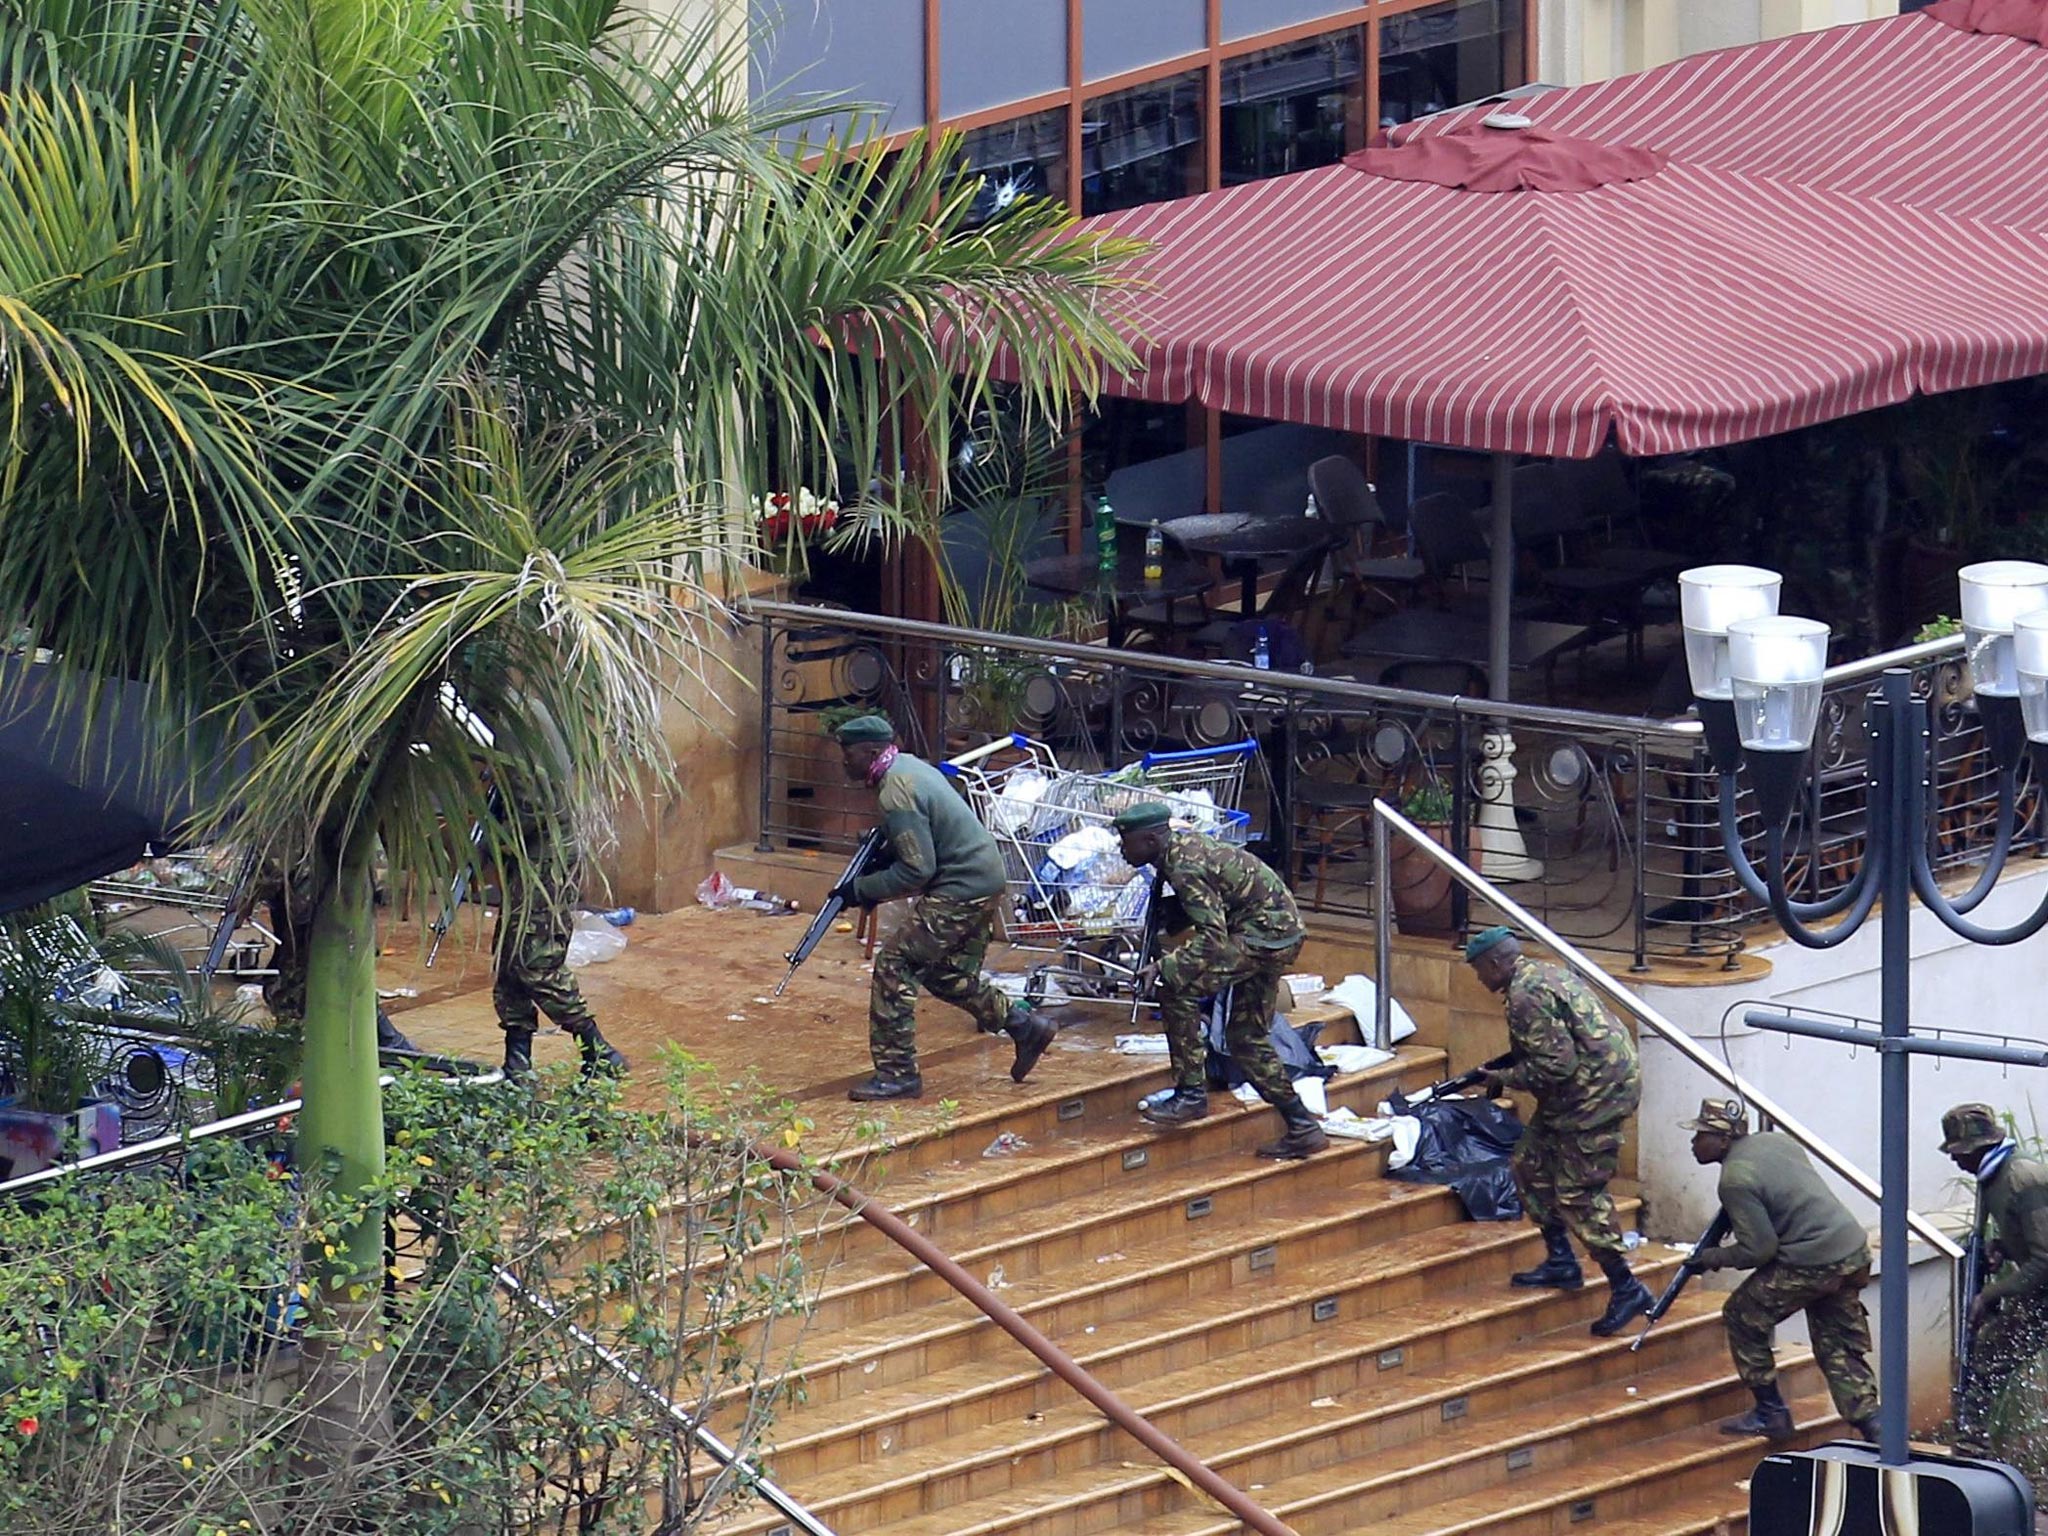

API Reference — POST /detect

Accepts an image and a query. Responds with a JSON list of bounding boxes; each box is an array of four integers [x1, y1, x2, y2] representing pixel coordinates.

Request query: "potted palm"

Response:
[[1387, 781, 1469, 937], [0, 924, 121, 1180]]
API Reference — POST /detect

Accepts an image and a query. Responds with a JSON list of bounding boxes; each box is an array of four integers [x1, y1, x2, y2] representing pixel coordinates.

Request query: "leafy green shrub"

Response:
[[0, 1056, 821, 1534]]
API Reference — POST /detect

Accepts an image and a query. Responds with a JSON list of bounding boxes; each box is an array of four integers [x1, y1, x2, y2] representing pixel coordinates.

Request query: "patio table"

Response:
[[1343, 611, 1592, 696], [1162, 513, 1344, 618], [1023, 552, 1213, 650]]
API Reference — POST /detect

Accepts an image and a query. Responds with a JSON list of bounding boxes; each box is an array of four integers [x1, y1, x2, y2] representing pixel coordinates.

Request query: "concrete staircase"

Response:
[[693, 1017, 1841, 1536]]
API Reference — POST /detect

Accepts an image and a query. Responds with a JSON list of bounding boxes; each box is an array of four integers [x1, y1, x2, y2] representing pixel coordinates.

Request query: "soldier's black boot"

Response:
[[1006, 1010, 1058, 1083], [1851, 1417, 1880, 1445], [848, 1072, 923, 1102], [1140, 1088, 1209, 1127], [1256, 1098, 1330, 1160], [1589, 1253, 1655, 1337], [502, 1028, 535, 1078], [1719, 1383, 1796, 1442], [1510, 1225, 1584, 1290], [376, 1009, 419, 1055], [570, 1023, 628, 1078]]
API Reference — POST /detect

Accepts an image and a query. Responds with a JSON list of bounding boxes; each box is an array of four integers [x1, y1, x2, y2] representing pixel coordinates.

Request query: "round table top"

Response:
[[1024, 552, 1214, 603], [1164, 513, 1342, 561]]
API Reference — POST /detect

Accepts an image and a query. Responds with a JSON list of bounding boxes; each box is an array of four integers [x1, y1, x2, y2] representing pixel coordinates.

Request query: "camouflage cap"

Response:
[[1111, 801, 1174, 832], [1463, 925, 1515, 963], [832, 714, 896, 745], [1679, 1097, 1748, 1136], [1939, 1102, 2005, 1156]]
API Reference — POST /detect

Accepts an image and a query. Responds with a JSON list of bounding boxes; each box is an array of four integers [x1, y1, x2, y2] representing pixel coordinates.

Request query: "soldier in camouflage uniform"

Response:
[[491, 781, 627, 1079], [1684, 1097, 1879, 1444], [1941, 1102, 2048, 1456], [1466, 926, 1653, 1336], [835, 717, 1056, 1102], [1113, 802, 1328, 1161], [251, 859, 416, 1054]]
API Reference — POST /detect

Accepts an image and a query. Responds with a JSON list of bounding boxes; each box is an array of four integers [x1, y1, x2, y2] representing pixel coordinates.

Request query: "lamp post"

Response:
[[1682, 560, 2048, 1473]]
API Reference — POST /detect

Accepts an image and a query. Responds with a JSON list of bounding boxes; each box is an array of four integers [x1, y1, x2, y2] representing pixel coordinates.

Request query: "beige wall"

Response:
[[1539, 0, 1898, 88]]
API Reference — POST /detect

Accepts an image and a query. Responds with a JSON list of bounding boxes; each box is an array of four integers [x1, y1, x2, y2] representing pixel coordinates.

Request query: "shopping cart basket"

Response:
[[944, 735, 1258, 1012]]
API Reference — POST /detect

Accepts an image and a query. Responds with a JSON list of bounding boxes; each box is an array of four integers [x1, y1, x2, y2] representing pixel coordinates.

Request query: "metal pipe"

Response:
[[754, 1144, 1299, 1536], [492, 1264, 837, 1536], [1373, 812, 1392, 1052], [1742, 1009, 2048, 1069], [756, 618, 776, 852], [1487, 451, 1513, 705], [1368, 798, 1963, 1262], [1876, 668, 1912, 1466]]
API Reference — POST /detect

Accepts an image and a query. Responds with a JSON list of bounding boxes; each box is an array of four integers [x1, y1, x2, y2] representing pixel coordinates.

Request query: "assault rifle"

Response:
[[426, 790, 503, 967], [1387, 1051, 1516, 1115], [1957, 1222, 1989, 1383], [1632, 1210, 1734, 1351], [774, 827, 891, 998]]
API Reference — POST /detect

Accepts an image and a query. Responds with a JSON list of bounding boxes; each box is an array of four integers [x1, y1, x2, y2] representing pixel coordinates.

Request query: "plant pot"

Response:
[[1388, 820, 1481, 937], [0, 1099, 121, 1181]]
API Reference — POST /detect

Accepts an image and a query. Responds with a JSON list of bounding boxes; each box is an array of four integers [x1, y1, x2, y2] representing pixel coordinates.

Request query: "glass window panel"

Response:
[[941, 0, 1066, 119], [1081, 71, 1206, 216], [1219, 29, 1364, 186], [1377, 0, 1524, 132], [750, 0, 927, 138], [957, 109, 1069, 225], [1083, 1, 1205, 84], [1221, 0, 1364, 42]]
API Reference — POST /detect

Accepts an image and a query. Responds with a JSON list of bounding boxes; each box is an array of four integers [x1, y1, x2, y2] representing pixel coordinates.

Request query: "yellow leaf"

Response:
[[781, 1127, 803, 1148], [180, 1455, 194, 1471], [414, 1155, 434, 1168]]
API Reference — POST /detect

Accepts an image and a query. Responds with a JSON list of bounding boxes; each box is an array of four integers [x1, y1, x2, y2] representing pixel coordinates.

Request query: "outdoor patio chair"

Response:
[[1407, 492, 1492, 594], [1553, 451, 1686, 581], [1307, 456, 1427, 621]]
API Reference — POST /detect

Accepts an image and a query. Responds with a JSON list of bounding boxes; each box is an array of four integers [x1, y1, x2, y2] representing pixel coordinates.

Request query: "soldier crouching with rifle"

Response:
[[833, 717, 1056, 1103], [1683, 1097, 1878, 1445], [1941, 1101, 2048, 1457], [1464, 926, 1653, 1336]]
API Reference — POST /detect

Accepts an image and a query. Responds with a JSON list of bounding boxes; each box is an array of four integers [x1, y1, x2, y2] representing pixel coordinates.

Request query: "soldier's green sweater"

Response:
[[1705, 1132, 1867, 1272], [1980, 1153, 2048, 1306], [853, 753, 1006, 905]]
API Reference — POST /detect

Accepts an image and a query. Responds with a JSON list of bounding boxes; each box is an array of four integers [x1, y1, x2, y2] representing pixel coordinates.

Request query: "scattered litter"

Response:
[[1319, 1107, 1398, 1145], [236, 984, 267, 1006], [987, 1265, 1009, 1289], [727, 1014, 747, 1023], [1138, 1087, 1177, 1113], [879, 1436, 892, 1451], [378, 986, 420, 1000], [983, 1132, 1030, 1158], [1094, 1252, 1125, 1264], [1311, 1396, 1341, 1409], [1083, 1325, 1096, 1335], [1622, 1230, 1646, 1250], [863, 1360, 877, 1375], [1319, 1043, 1396, 1076], [1625, 1386, 1639, 1396], [1295, 1077, 1328, 1117], [1319, 975, 1418, 1043], [753, 996, 775, 1005], [1233, 1083, 1263, 1104], [836, 920, 855, 933], [1116, 1034, 1171, 1055], [1665, 1242, 1698, 1253], [695, 872, 797, 913], [597, 906, 636, 927], [566, 910, 627, 968], [1025, 1411, 1044, 1422]]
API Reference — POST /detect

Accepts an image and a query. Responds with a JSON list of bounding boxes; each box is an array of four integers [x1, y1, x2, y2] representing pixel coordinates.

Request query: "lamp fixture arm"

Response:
[[1718, 772, 1876, 921], [1762, 811, 1885, 950], [1908, 808, 2048, 945], [1927, 764, 2018, 917]]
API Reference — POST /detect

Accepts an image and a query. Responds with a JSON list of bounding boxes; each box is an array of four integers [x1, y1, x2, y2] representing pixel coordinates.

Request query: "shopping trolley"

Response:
[[944, 735, 1258, 1013]]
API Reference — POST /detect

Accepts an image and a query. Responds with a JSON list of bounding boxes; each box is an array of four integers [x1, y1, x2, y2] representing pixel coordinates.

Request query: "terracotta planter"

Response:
[[1388, 820, 1481, 937]]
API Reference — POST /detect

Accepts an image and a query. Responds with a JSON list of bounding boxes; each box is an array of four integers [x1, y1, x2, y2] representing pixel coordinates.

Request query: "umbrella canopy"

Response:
[[1402, 9, 2048, 232], [1069, 120, 2048, 458], [0, 660, 224, 914]]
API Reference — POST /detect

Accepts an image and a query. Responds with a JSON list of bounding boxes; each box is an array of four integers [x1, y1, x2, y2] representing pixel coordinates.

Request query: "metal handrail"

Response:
[[1369, 799, 1965, 1263], [0, 1065, 844, 1536]]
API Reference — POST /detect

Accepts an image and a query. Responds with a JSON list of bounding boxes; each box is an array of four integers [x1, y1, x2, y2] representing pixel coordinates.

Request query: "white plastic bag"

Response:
[[566, 910, 628, 968]]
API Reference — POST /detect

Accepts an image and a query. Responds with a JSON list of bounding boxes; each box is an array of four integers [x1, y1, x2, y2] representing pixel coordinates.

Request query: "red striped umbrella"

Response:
[[1074, 123, 2048, 459], [1403, 10, 2048, 232]]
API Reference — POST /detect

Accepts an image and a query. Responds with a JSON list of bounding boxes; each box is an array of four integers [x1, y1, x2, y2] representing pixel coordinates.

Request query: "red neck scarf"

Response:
[[866, 744, 900, 787]]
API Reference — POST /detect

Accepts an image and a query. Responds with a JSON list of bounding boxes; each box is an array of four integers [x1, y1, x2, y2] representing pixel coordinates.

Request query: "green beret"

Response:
[[1112, 801, 1174, 832], [833, 715, 896, 745], [1463, 925, 1515, 963]]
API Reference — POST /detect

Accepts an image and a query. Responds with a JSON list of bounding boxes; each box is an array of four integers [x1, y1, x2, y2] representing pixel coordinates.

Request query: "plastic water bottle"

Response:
[[736, 888, 800, 914], [599, 906, 636, 927], [1095, 495, 1117, 577], [1143, 520, 1164, 582], [1252, 624, 1272, 671], [1304, 492, 1320, 520]]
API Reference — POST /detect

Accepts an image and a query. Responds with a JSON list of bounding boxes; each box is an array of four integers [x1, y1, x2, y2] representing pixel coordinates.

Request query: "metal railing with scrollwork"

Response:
[[747, 602, 2029, 968]]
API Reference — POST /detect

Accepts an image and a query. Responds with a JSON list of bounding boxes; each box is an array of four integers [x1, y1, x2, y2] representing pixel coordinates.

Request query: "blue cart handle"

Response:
[[1138, 739, 1260, 768]]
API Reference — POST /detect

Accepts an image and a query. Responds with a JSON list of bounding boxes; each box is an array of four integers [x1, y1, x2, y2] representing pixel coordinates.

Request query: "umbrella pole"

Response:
[[1478, 451, 1543, 882]]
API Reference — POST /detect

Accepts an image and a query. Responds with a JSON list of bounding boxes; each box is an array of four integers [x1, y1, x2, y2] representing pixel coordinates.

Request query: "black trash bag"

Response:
[[1202, 999, 1332, 1091], [1387, 1096, 1527, 1223]]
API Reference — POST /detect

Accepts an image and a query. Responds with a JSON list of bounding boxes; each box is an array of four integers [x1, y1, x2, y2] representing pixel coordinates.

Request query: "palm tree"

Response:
[[0, 0, 1136, 1338]]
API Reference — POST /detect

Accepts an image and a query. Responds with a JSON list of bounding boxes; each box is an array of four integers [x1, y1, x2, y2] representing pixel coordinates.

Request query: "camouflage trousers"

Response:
[[1725, 1247, 1878, 1425], [494, 872, 596, 1036], [868, 894, 1015, 1077], [1157, 935, 1305, 1109], [1955, 1292, 2048, 1450], [1513, 1118, 1627, 1263]]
